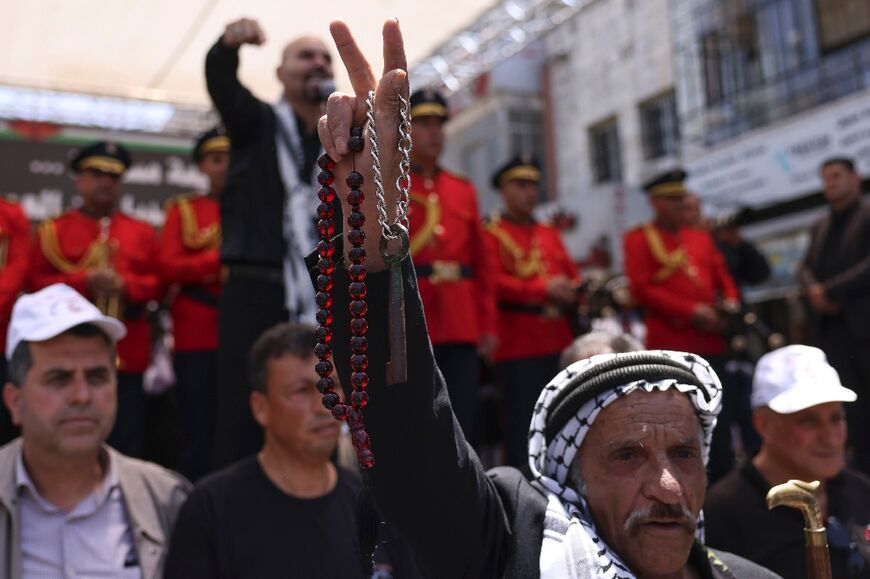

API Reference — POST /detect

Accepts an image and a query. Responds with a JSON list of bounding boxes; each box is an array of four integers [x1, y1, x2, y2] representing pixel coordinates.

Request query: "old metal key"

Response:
[[381, 224, 410, 385]]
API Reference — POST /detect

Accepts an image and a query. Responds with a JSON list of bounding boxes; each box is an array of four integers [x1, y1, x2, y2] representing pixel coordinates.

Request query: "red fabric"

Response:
[[409, 169, 497, 346], [30, 210, 162, 373], [484, 218, 580, 362], [159, 196, 221, 352], [623, 224, 739, 354], [0, 199, 31, 354]]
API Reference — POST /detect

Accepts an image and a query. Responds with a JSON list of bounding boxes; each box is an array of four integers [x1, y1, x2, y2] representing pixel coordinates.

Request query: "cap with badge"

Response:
[[6, 284, 127, 361], [70, 141, 132, 176], [409, 88, 449, 121], [491, 154, 542, 190], [193, 126, 231, 163], [642, 168, 688, 197], [751, 345, 857, 414]]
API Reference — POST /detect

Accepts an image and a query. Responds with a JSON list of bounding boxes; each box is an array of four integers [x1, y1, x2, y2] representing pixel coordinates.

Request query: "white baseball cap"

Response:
[[751, 345, 857, 414], [6, 284, 127, 361]]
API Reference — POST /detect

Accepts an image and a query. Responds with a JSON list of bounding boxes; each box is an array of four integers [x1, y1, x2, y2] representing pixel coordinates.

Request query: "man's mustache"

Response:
[[624, 502, 696, 536]]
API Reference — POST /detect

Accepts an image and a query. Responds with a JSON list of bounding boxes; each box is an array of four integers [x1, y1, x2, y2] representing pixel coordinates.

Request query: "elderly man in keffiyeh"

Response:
[[313, 18, 782, 579]]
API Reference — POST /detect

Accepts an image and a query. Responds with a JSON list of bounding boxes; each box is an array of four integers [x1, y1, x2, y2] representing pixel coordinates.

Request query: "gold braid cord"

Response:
[[38, 220, 103, 274], [642, 224, 695, 282], [408, 192, 440, 256], [486, 216, 547, 280], [177, 197, 220, 251]]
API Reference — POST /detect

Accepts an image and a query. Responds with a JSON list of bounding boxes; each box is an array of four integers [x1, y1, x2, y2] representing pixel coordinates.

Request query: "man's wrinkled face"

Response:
[[820, 163, 861, 207], [410, 115, 444, 165], [76, 169, 121, 211], [756, 402, 847, 482], [277, 37, 333, 103], [577, 389, 706, 577], [3, 335, 117, 458]]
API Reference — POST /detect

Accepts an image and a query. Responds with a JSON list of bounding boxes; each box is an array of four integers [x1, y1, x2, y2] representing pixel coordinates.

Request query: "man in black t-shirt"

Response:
[[705, 345, 870, 578], [164, 323, 417, 579]]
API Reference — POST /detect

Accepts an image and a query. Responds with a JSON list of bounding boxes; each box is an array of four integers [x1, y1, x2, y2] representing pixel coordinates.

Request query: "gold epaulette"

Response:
[[641, 223, 695, 282], [409, 191, 440, 257], [38, 218, 103, 274]]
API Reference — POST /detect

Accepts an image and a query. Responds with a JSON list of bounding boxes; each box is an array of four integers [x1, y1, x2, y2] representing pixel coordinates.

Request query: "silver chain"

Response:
[[366, 90, 412, 242]]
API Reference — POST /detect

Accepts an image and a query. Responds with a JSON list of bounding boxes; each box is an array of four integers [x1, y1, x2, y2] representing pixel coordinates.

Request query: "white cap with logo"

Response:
[[751, 344, 857, 414], [5, 284, 127, 361]]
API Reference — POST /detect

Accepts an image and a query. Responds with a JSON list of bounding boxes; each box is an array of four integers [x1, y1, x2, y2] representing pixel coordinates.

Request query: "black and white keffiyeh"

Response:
[[527, 350, 723, 579]]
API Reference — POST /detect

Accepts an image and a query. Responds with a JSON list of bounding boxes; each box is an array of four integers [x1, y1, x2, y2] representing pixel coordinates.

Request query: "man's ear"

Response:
[[752, 408, 772, 442], [250, 390, 268, 429], [3, 383, 22, 427]]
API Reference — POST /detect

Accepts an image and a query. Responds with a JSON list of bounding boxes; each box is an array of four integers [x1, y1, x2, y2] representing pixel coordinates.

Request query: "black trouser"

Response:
[[213, 268, 288, 469], [107, 372, 145, 458], [497, 353, 561, 472], [174, 349, 218, 481], [820, 321, 870, 475], [433, 343, 479, 446], [0, 358, 19, 445]]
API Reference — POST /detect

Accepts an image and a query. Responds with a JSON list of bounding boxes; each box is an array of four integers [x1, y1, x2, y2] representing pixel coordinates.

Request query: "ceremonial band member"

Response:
[[623, 169, 739, 481], [314, 19, 779, 578], [407, 88, 496, 442], [206, 18, 334, 467], [159, 128, 228, 480], [29, 142, 162, 458], [0, 196, 30, 444], [484, 155, 579, 469]]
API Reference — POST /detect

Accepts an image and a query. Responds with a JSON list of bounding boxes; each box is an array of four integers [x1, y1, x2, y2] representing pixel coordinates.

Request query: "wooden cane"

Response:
[[766, 480, 832, 579]]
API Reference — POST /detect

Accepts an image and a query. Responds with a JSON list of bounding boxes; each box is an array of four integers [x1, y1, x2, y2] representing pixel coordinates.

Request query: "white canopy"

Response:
[[0, 0, 494, 107]]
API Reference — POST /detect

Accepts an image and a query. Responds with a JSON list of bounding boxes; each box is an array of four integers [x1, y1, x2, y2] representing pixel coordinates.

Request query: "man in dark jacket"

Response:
[[800, 157, 870, 474], [205, 18, 334, 467], [313, 18, 781, 578]]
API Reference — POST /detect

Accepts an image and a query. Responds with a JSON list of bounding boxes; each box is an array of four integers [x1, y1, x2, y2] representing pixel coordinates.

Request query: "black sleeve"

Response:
[[734, 242, 771, 286], [163, 488, 219, 579], [204, 39, 263, 143], [824, 209, 870, 301], [317, 247, 510, 578]]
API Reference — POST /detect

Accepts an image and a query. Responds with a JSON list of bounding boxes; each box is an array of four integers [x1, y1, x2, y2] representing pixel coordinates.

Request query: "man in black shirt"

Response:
[[705, 345, 870, 578], [206, 18, 335, 468], [800, 157, 870, 474], [165, 323, 416, 578]]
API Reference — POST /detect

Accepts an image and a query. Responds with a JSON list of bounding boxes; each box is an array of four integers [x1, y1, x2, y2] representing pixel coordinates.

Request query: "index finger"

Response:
[[382, 18, 407, 74], [330, 20, 377, 98]]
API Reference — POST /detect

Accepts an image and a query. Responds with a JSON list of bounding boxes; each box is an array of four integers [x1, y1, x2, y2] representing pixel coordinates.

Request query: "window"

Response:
[[817, 0, 870, 51], [640, 93, 680, 160], [589, 119, 621, 184]]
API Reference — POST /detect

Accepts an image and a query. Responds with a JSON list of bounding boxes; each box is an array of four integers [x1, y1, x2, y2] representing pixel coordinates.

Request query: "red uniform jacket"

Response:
[[409, 169, 497, 346], [623, 223, 739, 355], [159, 194, 221, 352], [484, 215, 580, 363], [0, 199, 31, 356], [30, 210, 162, 373]]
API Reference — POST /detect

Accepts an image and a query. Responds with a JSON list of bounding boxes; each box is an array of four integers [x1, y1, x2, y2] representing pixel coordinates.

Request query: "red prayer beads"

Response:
[[314, 126, 375, 469]]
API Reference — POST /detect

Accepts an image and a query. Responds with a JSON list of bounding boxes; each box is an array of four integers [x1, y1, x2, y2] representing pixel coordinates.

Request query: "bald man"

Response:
[[206, 19, 335, 468]]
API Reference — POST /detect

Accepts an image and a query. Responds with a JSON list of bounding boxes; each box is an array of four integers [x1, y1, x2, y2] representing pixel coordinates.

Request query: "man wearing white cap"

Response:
[[0, 284, 190, 578], [704, 345, 870, 578]]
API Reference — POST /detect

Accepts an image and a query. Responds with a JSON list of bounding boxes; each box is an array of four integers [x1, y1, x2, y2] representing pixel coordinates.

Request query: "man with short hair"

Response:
[[29, 141, 162, 458], [160, 127, 229, 480], [0, 284, 190, 578], [800, 157, 870, 474], [313, 20, 779, 578], [559, 330, 642, 369], [206, 18, 335, 467], [705, 345, 870, 578], [165, 322, 418, 578]]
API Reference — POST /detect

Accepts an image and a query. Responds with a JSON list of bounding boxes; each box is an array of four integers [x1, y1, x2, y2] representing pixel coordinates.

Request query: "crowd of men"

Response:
[[0, 14, 869, 579]]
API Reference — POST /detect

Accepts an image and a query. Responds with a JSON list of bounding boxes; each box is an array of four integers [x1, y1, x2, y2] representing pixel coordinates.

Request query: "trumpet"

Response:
[[95, 217, 123, 319]]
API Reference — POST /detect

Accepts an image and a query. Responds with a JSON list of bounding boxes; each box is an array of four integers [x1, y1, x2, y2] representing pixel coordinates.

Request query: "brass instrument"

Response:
[[767, 480, 832, 579], [96, 217, 122, 319]]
